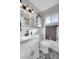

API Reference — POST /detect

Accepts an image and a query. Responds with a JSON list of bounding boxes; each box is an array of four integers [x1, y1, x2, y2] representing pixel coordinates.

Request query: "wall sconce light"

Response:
[[21, 4, 35, 14], [29, 9, 32, 13], [20, 0, 22, 2], [22, 5, 26, 10]]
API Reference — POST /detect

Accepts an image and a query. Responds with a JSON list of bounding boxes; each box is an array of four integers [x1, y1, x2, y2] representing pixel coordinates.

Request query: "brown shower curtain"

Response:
[[46, 26, 57, 41]]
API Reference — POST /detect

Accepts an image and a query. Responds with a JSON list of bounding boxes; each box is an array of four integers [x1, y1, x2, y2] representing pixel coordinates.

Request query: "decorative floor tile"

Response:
[[38, 48, 59, 59]]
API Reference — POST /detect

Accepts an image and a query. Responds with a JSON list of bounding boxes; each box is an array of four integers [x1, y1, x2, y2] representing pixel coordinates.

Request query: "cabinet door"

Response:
[[20, 8, 31, 26], [36, 17, 42, 27], [30, 15, 36, 26], [21, 16, 30, 26], [20, 44, 31, 59], [30, 39, 39, 59]]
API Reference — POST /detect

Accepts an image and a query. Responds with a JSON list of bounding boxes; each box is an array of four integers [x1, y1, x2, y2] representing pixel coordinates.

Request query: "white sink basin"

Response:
[[20, 36, 29, 41]]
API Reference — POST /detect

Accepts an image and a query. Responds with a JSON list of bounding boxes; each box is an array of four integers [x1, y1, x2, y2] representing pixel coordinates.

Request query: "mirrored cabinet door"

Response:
[[20, 8, 31, 26], [20, 16, 31, 27], [30, 15, 36, 27], [36, 17, 42, 27]]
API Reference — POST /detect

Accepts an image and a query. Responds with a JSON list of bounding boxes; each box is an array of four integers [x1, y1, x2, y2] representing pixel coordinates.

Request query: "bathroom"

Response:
[[20, 0, 59, 59]]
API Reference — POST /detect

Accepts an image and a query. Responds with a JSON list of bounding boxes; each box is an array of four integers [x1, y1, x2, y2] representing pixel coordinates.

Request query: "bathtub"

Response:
[[40, 40, 59, 54]]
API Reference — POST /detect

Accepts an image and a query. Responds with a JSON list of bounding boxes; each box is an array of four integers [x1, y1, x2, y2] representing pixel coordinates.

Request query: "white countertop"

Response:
[[20, 35, 39, 42]]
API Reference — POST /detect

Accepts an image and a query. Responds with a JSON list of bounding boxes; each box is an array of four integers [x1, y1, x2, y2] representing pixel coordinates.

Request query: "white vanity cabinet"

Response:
[[20, 38, 39, 59]]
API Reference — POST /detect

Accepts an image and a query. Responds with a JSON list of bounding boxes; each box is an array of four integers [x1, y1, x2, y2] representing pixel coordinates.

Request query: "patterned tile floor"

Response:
[[38, 48, 59, 59]]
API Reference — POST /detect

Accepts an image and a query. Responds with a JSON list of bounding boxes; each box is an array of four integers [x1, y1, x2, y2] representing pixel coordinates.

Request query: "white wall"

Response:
[[42, 4, 59, 16]]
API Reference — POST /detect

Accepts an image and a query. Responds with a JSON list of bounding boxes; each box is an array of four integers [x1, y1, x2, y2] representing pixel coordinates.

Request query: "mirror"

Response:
[[20, 8, 43, 28]]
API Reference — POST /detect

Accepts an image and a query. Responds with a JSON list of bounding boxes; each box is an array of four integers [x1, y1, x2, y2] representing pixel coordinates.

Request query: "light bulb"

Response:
[[32, 11, 33, 13], [26, 5, 29, 11], [20, 2, 22, 7], [31, 9, 33, 13], [26, 7, 29, 10]]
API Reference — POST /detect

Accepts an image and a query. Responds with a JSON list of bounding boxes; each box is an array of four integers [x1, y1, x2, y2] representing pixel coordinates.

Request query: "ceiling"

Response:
[[29, 0, 59, 12]]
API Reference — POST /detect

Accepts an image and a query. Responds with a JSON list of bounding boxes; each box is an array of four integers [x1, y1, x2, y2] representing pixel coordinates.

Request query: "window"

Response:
[[46, 16, 51, 24], [51, 14, 58, 22], [45, 14, 58, 24]]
